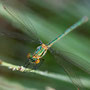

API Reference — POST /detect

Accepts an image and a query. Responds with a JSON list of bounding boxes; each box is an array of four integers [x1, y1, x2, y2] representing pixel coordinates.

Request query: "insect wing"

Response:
[[0, 27, 36, 43], [1, 1, 42, 44], [49, 48, 84, 90]]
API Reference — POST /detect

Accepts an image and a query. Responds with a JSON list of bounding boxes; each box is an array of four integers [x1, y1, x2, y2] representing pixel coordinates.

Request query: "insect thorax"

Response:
[[33, 44, 48, 59]]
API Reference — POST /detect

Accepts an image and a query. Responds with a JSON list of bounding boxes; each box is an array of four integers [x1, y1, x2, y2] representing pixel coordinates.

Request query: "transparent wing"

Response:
[[1, 0, 42, 44], [56, 50, 90, 74], [49, 48, 84, 90], [0, 26, 39, 44], [0, 18, 39, 67]]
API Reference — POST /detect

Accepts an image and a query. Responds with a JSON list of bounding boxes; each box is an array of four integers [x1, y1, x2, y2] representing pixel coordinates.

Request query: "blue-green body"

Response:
[[47, 16, 88, 48], [29, 16, 88, 64]]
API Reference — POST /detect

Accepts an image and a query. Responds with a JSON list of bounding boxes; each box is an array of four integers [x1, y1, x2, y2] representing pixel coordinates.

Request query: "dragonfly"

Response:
[[2, 3, 88, 90], [24, 16, 88, 69]]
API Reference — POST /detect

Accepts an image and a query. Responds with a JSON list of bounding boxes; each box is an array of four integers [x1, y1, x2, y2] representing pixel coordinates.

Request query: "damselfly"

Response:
[[2, 3, 89, 90]]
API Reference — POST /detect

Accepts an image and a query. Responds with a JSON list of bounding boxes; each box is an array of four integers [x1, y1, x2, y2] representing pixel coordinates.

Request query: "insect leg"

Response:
[[24, 60, 31, 68]]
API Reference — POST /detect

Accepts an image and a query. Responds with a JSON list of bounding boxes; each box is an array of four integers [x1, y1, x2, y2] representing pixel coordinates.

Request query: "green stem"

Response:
[[0, 60, 71, 81], [0, 60, 90, 89]]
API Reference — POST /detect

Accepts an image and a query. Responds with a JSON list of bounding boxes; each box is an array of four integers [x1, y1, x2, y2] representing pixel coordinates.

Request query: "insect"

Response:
[[2, 4, 88, 90], [24, 16, 88, 68]]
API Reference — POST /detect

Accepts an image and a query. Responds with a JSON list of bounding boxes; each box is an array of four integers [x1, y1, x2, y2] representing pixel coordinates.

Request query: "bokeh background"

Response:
[[0, 0, 90, 90]]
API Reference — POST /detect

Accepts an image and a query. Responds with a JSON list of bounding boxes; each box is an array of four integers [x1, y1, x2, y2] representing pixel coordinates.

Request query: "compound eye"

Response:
[[27, 53, 31, 59], [35, 59, 40, 64]]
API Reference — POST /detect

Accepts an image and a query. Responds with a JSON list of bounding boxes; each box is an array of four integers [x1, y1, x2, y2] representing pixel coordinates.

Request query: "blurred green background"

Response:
[[0, 0, 90, 90]]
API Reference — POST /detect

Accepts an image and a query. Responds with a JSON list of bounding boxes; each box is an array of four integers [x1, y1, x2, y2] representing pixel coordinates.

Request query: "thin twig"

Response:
[[0, 60, 90, 89], [0, 60, 71, 81]]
